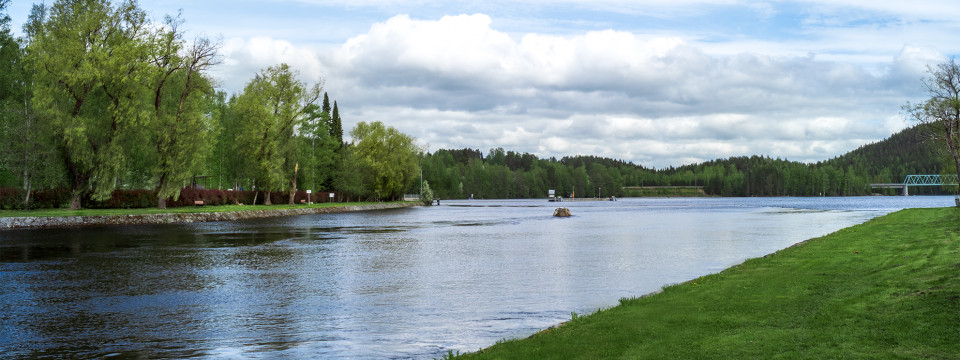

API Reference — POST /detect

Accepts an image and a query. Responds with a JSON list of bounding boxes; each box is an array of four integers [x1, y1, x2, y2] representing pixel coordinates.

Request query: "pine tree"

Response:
[[332, 101, 343, 147], [322, 92, 331, 115]]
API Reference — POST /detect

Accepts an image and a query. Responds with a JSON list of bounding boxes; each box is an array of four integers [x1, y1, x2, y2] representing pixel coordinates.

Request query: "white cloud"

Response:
[[308, 12, 944, 167], [131, 0, 951, 169], [213, 36, 327, 92]]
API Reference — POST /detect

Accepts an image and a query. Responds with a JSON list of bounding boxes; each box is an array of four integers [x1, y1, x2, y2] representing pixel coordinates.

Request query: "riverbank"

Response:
[[453, 207, 960, 359], [0, 202, 420, 229]]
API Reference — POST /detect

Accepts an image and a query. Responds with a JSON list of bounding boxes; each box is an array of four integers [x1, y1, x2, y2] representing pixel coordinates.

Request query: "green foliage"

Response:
[[27, 0, 155, 208], [331, 100, 343, 147], [233, 63, 322, 204], [419, 179, 434, 204], [0, 2, 406, 210], [456, 208, 960, 359], [344, 121, 420, 200], [298, 102, 339, 192], [419, 125, 945, 199], [0, 0, 66, 209], [207, 93, 247, 191], [147, 17, 220, 208]]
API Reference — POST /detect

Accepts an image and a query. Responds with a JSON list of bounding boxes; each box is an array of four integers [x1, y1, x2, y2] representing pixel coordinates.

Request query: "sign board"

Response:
[[548, 189, 555, 196]]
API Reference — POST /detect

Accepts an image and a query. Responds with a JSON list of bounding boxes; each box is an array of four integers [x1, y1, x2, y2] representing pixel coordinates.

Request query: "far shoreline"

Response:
[[0, 202, 421, 230]]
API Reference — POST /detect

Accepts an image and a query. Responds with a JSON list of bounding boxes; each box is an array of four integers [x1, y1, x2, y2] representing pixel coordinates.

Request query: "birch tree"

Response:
[[0, 1, 64, 207]]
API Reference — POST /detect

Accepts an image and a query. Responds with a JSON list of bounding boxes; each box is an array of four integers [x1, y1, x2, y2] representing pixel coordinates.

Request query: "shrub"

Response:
[[82, 189, 157, 209], [0, 187, 73, 210]]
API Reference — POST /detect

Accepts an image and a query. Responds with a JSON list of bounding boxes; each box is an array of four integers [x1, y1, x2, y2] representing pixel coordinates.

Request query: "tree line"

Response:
[[0, 0, 422, 209], [419, 124, 947, 199]]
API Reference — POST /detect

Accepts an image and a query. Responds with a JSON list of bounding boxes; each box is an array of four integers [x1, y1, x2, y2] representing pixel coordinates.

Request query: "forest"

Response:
[[419, 124, 949, 199]]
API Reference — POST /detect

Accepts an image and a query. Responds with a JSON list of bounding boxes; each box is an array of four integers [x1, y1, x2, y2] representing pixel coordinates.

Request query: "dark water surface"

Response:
[[1, 197, 953, 358]]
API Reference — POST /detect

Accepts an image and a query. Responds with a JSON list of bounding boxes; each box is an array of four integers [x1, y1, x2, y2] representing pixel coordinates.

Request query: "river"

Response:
[[0, 196, 953, 358]]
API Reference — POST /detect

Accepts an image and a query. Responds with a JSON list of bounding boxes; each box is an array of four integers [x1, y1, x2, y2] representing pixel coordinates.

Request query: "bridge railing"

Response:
[[903, 174, 959, 186]]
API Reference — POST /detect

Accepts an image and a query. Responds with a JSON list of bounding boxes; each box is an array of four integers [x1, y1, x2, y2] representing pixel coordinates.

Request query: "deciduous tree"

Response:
[[147, 15, 220, 209], [233, 64, 321, 205], [344, 121, 420, 201], [0, 1, 64, 208], [906, 58, 960, 185], [27, 0, 152, 209]]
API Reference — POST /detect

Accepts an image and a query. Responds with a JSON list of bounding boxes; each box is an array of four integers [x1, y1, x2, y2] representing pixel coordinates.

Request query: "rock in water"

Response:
[[553, 207, 571, 217]]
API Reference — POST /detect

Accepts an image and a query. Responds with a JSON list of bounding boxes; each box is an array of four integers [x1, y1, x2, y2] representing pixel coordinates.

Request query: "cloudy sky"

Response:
[[7, 1, 958, 168]]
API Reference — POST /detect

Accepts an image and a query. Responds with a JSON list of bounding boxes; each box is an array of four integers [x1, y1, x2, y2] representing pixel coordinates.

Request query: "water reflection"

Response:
[[0, 197, 953, 358]]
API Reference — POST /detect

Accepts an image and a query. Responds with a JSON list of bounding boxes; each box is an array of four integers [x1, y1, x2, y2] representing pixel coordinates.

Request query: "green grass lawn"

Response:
[[0, 201, 411, 218], [454, 207, 960, 359]]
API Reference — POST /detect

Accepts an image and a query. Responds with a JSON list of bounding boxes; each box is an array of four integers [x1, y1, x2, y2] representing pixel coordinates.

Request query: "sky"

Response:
[[6, 0, 958, 168]]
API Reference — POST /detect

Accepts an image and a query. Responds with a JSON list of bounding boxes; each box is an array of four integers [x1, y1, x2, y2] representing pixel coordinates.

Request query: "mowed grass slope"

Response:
[[456, 208, 960, 359]]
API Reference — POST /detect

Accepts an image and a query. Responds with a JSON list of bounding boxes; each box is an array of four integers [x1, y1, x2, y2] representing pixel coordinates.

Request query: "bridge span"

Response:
[[870, 175, 959, 196]]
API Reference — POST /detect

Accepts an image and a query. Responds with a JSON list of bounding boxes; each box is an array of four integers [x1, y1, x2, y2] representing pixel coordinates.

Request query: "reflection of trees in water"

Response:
[[3, 210, 425, 357]]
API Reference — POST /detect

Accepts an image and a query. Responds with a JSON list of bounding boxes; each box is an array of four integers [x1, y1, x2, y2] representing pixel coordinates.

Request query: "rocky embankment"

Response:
[[0, 202, 420, 230]]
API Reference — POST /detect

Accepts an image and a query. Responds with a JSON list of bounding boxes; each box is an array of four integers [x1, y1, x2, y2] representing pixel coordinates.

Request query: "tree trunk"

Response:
[[288, 181, 297, 205], [70, 192, 82, 210], [263, 190, 272, 205], [23, 185, 32, 210], [22, 170, 31, 210], [158, 197, 167, 210]]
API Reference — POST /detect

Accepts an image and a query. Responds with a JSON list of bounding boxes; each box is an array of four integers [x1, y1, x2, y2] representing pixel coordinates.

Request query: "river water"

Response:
[[0, 196, 953, 358]]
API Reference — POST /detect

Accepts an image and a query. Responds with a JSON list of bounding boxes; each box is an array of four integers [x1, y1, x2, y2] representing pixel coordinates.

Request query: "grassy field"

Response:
[[0, 201, 403, 218], [454, 207, 960, 359]]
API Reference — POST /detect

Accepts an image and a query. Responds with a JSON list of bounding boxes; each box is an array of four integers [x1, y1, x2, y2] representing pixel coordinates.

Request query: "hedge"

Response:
[[0, 187, 341, 210]]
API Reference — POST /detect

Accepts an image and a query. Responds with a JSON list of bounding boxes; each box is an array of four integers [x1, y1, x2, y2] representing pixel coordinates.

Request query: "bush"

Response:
[[82, 189, 157, 209], [171, 187, 257, 207], [0, 188, 25, 210], [0, 187, 73, 210], [33, 188, 72, 209]]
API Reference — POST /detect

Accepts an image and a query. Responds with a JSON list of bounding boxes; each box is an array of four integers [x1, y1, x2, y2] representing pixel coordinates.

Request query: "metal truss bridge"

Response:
[[870, 175, 959, 196]]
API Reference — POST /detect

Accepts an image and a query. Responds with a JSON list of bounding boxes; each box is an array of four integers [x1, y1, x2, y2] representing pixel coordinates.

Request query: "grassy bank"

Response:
[[455, 207, 960, 359], [0, 201, 412, 218]]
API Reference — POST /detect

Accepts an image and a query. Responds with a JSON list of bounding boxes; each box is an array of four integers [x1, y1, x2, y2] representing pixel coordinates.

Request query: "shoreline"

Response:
[[455, 207, 960, 358], [0, 202, 421, 229]]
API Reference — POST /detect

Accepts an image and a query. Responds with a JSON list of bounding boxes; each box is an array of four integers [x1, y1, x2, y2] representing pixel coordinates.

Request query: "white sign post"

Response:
[[306, 190, 311, 204], [330, 192, 335, 203]]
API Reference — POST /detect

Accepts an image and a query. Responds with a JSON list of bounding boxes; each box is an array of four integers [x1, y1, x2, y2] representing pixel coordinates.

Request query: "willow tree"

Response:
[[28, 0, 152, 209], [147, 15, 220, 209], [342, 121, 420, 201], [234, 64, 321, 205], [906, 59, 960, 185]]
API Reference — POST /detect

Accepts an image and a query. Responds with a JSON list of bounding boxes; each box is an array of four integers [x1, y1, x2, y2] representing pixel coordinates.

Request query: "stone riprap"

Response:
[[0, 202, 419, 229]]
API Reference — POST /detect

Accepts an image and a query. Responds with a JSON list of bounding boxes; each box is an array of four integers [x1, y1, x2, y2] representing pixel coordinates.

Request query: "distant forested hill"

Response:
[[819, 124, 941, 182], [417, 124, 949, 198]]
